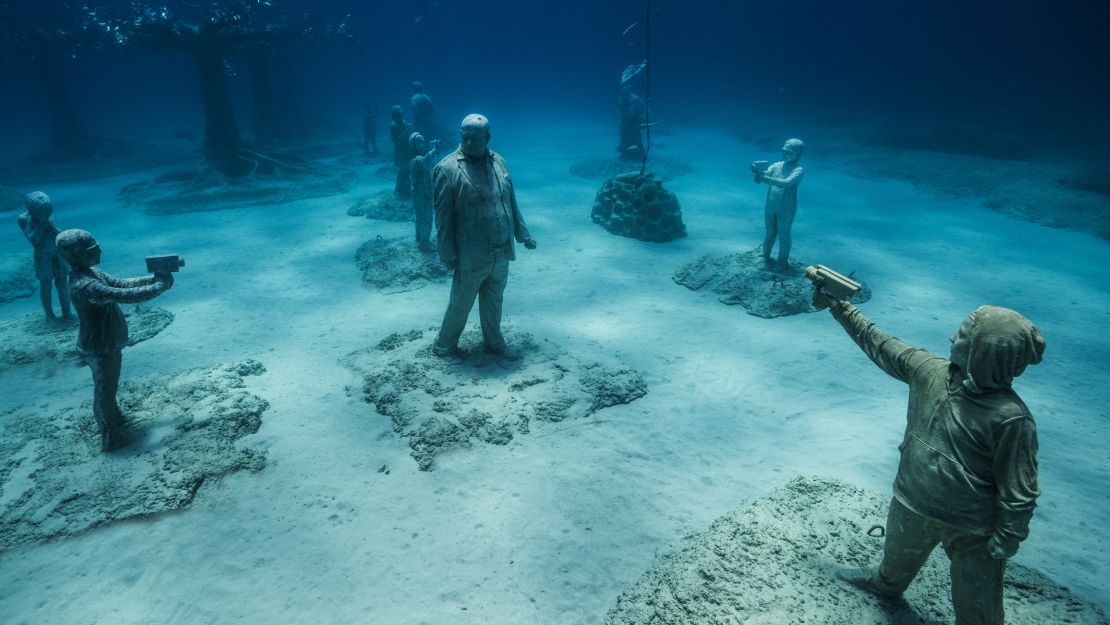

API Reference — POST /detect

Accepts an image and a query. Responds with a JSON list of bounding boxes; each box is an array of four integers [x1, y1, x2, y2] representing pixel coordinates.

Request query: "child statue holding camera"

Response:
[[55, 229, 178, 451]]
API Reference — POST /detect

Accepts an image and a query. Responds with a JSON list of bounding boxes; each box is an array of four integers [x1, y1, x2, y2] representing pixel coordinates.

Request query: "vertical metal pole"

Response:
[[640, 0, 653, 176]]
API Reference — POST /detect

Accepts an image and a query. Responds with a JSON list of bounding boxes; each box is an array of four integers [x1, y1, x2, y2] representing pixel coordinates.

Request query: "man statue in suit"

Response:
[[432, 114, 537, 360]]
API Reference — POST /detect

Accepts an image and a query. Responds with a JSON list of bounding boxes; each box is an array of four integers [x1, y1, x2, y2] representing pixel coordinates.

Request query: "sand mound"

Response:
[[673, 248, 871, 318], [347, 189, 413, 221], [355, 236, 448, 294], [0, 254, 35, 305], [0, 360, 268, 552], [341, 328, 647, 470], [0, 306, 173, 373], [607, 476, 1109, 625], [571, 157, 693, 182]]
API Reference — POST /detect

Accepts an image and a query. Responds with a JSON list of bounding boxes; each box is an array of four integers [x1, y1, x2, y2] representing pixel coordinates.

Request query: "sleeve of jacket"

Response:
[[991, 411, 1039, 549], [434, 162, 458, 266], [508, 170, 532, 243], [86, 271, 166, 305], [829, 302, 939, 384]]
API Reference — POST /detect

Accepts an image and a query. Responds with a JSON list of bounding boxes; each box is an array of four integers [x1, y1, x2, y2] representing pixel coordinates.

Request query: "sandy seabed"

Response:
[[0, 120, 1107, 624]]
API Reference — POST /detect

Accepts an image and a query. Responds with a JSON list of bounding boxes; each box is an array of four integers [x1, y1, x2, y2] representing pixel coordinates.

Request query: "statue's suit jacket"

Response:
[[434, 148, 531, 272]]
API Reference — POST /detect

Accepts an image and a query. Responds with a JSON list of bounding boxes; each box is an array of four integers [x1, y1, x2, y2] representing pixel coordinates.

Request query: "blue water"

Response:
[[1, 0, 1107, 154]]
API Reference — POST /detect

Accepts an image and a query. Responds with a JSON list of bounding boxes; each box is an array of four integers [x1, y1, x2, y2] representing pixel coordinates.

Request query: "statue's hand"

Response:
[[523, 238, 537, 250], [987, 535, 1018, 560], [155, 272, 174, 289], [812, 287, 841, 311]]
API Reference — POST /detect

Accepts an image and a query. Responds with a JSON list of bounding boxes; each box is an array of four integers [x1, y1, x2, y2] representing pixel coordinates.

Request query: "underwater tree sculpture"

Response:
[[107, 0, 323, 178]]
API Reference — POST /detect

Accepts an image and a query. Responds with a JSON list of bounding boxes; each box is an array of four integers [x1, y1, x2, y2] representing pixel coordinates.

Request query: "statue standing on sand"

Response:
[[432, 114, 536, 360], [409, 132, 442, 251], [813, 287, 1045, 625], [56, 229, 176, 452], [616, 85, 646, 159], [390, 105, 414, 198], [17, 191, 72, 321], [751, 138, 805, 271]]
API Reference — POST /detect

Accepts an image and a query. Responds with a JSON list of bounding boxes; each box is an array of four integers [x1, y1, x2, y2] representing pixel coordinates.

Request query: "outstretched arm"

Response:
[[827, 301, 941, 384], [102, 273, 160, 289], [760, 166, 804, 188], [85, 271, 171, 305]]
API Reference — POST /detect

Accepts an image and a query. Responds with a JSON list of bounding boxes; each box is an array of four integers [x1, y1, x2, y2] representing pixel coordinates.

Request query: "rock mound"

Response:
[[0, 360, 269, 551], [347, 188, 413, 221], [341, 328, 647, 470], [592, 172, 687, 243], [673, 248, 871, 318], [0, 306, 174, 373], [571, 157, 693, 182], [355, 236, 448, 293], [607, 476, 1109, 625]]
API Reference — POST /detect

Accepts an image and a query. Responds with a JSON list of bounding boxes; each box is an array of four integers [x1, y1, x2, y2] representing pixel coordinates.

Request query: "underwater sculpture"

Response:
[[409, 132, 442, 251], [56, 229, 177, 452], [591, 172, 686, 242], [813, 285, 1045, 625], [751, 138, 805, 271], [17, 192, 72, 321], [616, 85, 646, 159], [432, 114, 537, 361], [362, 101, 378, 154], [592, 1, 684, 244], [410, 81, 436, 137], [390, 105, 415, 198]]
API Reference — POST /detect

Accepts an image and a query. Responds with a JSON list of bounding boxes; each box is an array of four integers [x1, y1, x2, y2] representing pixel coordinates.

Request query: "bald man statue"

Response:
[[432, 114, 537, 360]]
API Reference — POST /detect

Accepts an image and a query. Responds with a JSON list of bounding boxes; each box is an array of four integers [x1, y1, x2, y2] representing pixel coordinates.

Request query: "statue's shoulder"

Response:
[[69, 269, 99, 290], [434, 149, 461, 172], [489, 150, 511, 170]]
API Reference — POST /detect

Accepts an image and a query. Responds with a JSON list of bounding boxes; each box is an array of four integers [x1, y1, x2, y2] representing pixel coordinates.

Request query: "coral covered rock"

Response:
[[592, 172, 687, 243]]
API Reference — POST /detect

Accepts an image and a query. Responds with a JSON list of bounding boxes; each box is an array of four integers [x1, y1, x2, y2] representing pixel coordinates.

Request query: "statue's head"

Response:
[[949, 305, 1045, 393], [391, 105, 404, 120], [24, 191, 52, 219], [459, 114, 491, 158], [412, 81, 425, 93], [782, 138, 805, 162], [55, 228, 101, 269], [409, 132, 426, 153]]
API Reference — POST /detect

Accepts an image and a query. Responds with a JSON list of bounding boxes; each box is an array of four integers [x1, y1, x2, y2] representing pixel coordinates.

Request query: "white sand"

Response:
[[0, 120, 1107, 624]]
